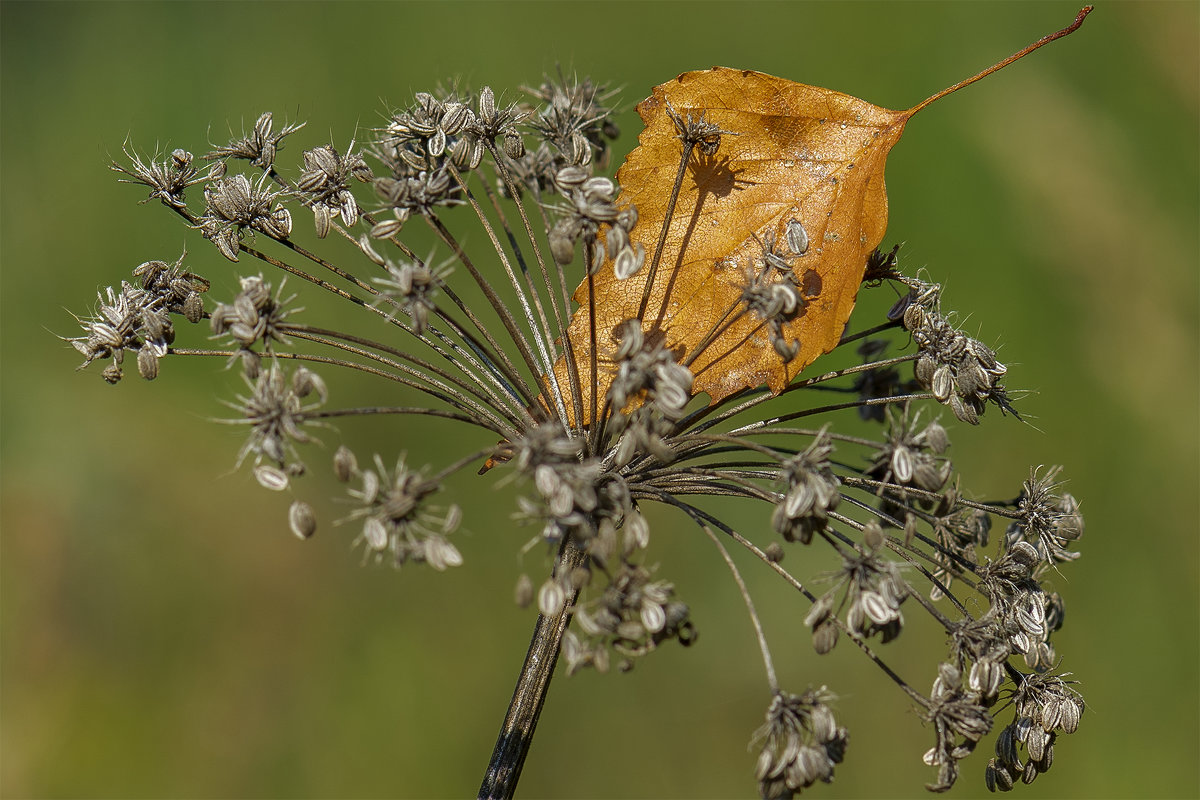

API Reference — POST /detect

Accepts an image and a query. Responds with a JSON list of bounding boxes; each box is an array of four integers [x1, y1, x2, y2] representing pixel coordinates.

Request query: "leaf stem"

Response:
[[906, 6, 1093, 118]]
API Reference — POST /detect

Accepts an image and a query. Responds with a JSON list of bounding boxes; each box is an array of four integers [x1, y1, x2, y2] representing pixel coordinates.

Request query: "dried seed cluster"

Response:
[[69, 70, 1085, 798]]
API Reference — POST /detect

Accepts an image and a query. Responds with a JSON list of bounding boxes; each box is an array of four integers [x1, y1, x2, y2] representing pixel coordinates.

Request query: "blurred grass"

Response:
[[2, 1, 1197, 798]]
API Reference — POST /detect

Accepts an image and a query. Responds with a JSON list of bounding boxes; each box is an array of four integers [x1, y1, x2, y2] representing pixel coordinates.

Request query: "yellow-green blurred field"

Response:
[[2, 2, 1196, 797]]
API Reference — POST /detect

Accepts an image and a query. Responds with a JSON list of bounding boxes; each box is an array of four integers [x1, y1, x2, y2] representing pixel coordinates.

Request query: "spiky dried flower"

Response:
[[206, 111, 305, 170], [198, 172, 293, 261], [67, 71, 1086, 799], [753, 687, 848, 798], [112, 146, 209, 209], [209, 274, 299, 351], [295, 142, 373, 237]]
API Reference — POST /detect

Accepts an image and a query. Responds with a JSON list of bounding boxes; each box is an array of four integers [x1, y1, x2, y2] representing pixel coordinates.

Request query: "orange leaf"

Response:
[[551, 7, 1092, 423]]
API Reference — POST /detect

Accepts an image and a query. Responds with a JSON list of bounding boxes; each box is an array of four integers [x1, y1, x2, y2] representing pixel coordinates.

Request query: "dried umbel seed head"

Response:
[[198, 173, 293, 261], [772, 431, 840, 544], [754, 688, 848, 797], [227, 364, 326, 473], [296, 142, 372, 237], [372, 255, 450, 335], [209, 274, 298, 350], [342, 454, 461, 570], [75, 29, 1091, 794]]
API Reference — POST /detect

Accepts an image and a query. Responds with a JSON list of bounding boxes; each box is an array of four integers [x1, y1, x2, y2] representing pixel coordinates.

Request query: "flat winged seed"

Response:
[[269, 207, 292, 238], [804, 592, 835, 628], [1017, 598, 1046, 635], [640, 600, 667, 633], [339, 193, 359, 227], [549, 227, 576, 267], [443, 504, 462, 533], [1015, 716, 1034, 742], [915, 353, 936, 385], [924, 420, 949, 453], [1059, 699, 1082, 733], [785, 482, 815, 517], [363, 517, 388, 550], [642, 582, 671, 605], [987, 759, 1015, 792], [503, 130, 525, 159], [359, 469, 380, 504], [182, 294, 204, 323], [589, 243, 607, 274], [466, 139, 485, 169], [931, 364, 954, 401], [479, 86, 496, 121], [426, 537, 462, 570], [995, 724, 1018, 765], [214, 228, 240, 261], [970, 660, 1003, 698], [617, 620, 645, 640], [606, 223, 630, 256], [755, 747, 775, 782], [372, 217, 405, 239], [583, 176, 615, 197], [811, 618, 840, 652], [626, 511, 650, 549], [614, 244, 641, 279], [860, 591, 895, 624], [288, 500, 317, 539], [863, 519, 885, 552], [427, 128, 446, 157], [555, 165, 588, 188], [1025, 726, 1048, 761], [592, 646, 610, 673], [440, 104, 470, 135], [254, 464, 290, 491], [538, 578, 566, 616], [136, 346, 159, 380], [1036, 742, 1054, 772], [891, 446, 915, 483], [785, 218, 810, 255], [1033, 699, 1058, 733], [514, 574, 533, 608], [333, 445, 357, 481], [359, 234, 385, 265], [774, 336, 800, 361]]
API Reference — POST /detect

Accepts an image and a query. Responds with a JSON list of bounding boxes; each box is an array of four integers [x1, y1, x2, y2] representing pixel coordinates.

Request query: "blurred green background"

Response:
[[2, 1, 1196, 798]]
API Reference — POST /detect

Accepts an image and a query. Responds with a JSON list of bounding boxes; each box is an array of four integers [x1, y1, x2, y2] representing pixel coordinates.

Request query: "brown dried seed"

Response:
[[136, 346, 159, 380]]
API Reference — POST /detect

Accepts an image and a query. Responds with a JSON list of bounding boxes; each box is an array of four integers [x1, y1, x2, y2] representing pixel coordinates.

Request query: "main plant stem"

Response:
[[478, 535, 588, 799]]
